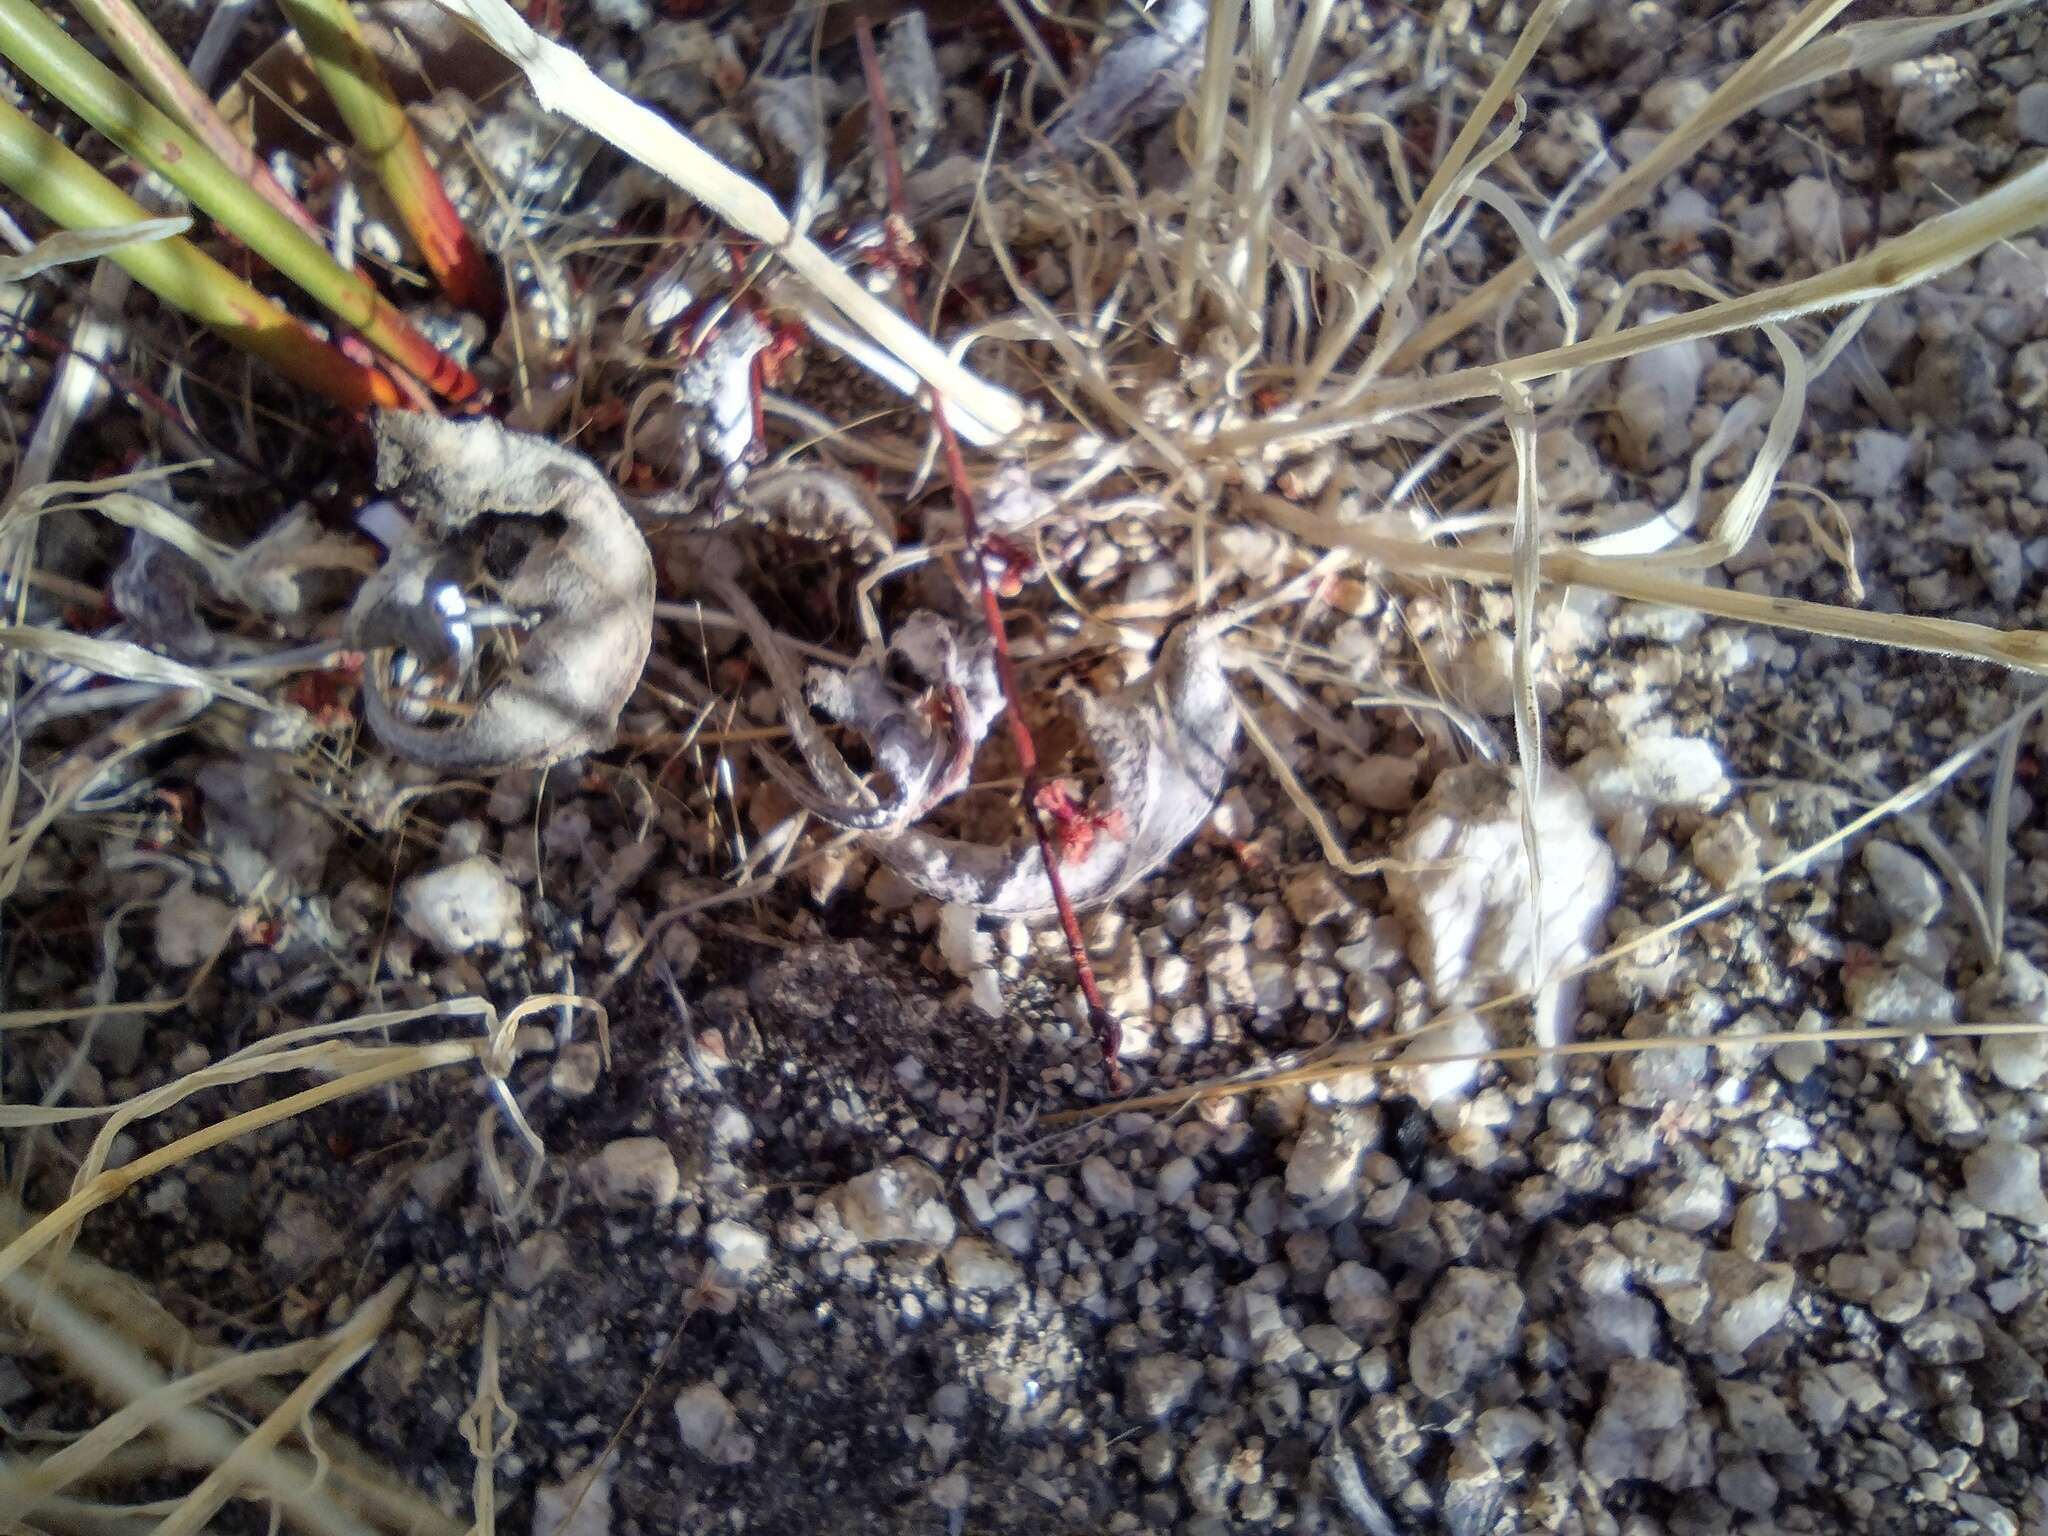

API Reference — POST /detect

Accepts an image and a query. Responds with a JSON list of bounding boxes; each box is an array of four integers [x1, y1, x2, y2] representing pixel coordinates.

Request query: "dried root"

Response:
[[347, 412, 655, 772]]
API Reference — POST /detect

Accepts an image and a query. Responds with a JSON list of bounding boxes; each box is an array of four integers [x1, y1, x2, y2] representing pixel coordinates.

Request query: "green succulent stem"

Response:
[[0, 0, 475, 402], [67, 0, 330, 247], [0, 92, 400, 410], [277, 0, 498, 318]]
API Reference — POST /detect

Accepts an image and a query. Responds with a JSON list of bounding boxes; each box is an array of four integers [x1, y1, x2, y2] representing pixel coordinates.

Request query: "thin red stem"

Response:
[[853, 17, 1126, 1091]]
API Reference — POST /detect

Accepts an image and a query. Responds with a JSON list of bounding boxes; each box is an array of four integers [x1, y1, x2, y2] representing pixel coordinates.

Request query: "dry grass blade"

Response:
[[424, 0, 1024, 441], [0, 217, 189, 280], [0, 1270, 381, 1536], [148, 1274, 410, 1536]]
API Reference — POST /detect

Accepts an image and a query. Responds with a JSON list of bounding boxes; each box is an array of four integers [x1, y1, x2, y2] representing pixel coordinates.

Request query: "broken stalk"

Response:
[[67, 0, 332, 248], [0, 95, 402, 409], [852, 15, 1127, 1092], [0, 0, 477, 403], [278, 0, 500, 318]]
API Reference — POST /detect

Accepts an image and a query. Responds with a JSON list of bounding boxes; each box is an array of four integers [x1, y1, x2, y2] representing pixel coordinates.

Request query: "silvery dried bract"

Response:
[[1028, 0, 1206, 169], [801, 611, 1005, 830], [871, 621, 1239, 918], [676, 306, 772, 473], [111, 531, 214, 662], [347, 413, 654, 773]]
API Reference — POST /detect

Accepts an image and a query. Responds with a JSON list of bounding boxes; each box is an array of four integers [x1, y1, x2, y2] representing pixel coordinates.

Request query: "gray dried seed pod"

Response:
[[348, 411, 654, 773]]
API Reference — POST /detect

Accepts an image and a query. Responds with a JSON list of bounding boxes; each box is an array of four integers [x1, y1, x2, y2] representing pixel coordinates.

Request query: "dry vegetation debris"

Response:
[[3, 0, 2048, 1534]]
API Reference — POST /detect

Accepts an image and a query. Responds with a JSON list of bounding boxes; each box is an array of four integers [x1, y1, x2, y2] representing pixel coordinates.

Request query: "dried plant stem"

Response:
[[151, 1276, 409, 1536], [1252, 494, 2048, 677], [1386, 0, 1855, 369], [853, 18, 1123, 1088], [0, 1270, 381, 1536], [424, 0, 1024, 441], [67, 0, 329, 247], [0, 0, 476, 403], [279, 0, 498, 315], [0, 96, 399, 410], [0, 1042, 481, 1290]]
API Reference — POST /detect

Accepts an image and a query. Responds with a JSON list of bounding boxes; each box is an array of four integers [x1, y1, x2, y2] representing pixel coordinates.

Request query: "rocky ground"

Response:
[[8, 1, 2048, 1535]]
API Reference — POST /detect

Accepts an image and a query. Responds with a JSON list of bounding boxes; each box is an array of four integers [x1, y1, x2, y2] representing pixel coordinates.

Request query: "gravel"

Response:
[[17, 6, 2048, 1536]]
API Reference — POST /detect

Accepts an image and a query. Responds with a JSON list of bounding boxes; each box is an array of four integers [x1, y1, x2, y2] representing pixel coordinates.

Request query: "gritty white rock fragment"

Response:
[[1387, 764, 1614, 1045], [1125, 1354, 1202, 1420], [1286, 1106, 1375, 1219], [944, 1236, 1023, 1292], [1582, 1359, 1702, 1489], [399, 856, 524, 953], [154, 887, 236, 969], [1862, 840, 1943, 930], [1340, 752, 1419, 811], [1392, 1014, 1491, 1110], [1983, 1030, 2048, 1092], [1832, 430, 1914, 500], [2016, 81, 2048, 146], [1844, 962, 1955, 1027], [1688, 813, 1760, 891], [1612, 332, 1702, 467], [819, 1158, 956, 1247], [1572, 735, 1729, 821], [589, 1138, 679, 1207], [1080, 1155, 1139, 1218], [1782, 176, 1840, 258], [1409, 1268, 1524, 1401], [674, 1383, 754, 1465], [1716, 1381, 1810, 1456], [937, 903, 992, 978], [1708, 1256, 1795, 1356], [531, 1465, 611, 1536], [706, 1219, 769, 1277], [1965, 1140, 2048, 1226]]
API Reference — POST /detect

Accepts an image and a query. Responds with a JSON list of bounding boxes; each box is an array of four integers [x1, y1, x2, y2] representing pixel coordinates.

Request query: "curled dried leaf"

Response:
[[870, 621, 1239, 917], [347, 412, 654, 773]]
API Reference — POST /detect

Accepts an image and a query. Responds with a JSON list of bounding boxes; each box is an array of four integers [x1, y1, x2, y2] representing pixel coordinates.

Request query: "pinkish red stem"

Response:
[[853, 17, 1127, 1092]]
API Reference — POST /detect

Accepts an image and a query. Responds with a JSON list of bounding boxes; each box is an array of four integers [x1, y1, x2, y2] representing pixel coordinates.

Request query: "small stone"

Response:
[[1156, 1156, 1200, 1204], [588, 1138, 679, 1207], [1844, 962, 1955, 1026], [261, 1194, 342, 1277], [944, 1236, 1023, 1292], [1300, 1324, 1362, 1365], [1283, 867, 1353, 928], [507, 1231, 568, 1293], [929, 1471, 970, 1516], [706, 1219, 769, 1277], [936, 903, 992, 978], [550, 1042, 602, 1098], [1870, 1269, 1930, 1325], [1862, 841, 1942, 929], [1325, 1261, 1396, 1341], [1125, 1354, 1202, 1420], [153, 887, 236, 969], [819, 1158, 956, 1247], [1388, 766, 1614, 1027], [1408, 1268, 1524, 1401], [1688, 813, 1760, 890], [1901, 1310, 1983, 1365], [398, 855, 525, 952], [2017, 81, 2048, 146], [1572, 735, 1729, 820], [1708, 1258, 1794, 1357], [1476, 1405, 1545, 1461], [1964, 1140, 2048, 1226], [531, 1466, 611, 1536], [1081, 1156, 1139, 1218], [673, 1383, 754, 1465], [1715, 1457, 1778, 1516], [1716, 1380, 1810, 1456], [1286, 1107, 1376, 1219], [1582, 1359, 1696, 1489], [1982, 1031, 2048, 1091]]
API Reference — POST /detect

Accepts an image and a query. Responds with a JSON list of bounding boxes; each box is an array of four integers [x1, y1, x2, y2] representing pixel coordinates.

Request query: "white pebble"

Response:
[[399, 856, 525, 953]]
